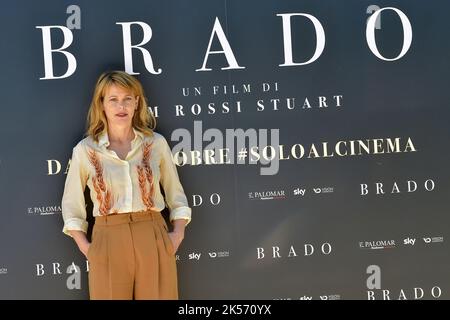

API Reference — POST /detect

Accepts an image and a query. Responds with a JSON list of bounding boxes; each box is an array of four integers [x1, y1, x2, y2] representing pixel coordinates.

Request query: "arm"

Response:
[[61, 144, 90, 256], [172, 218, 187, 238], [69, 230, 90, 257], [159, 136, 192, 250]]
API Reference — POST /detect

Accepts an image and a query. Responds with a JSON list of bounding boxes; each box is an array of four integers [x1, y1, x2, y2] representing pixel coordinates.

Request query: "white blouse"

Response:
[[61, 128, 192, 237]]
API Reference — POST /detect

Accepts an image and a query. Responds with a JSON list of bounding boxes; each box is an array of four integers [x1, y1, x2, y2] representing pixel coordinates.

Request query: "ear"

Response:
[[135, 96, 139, 110]]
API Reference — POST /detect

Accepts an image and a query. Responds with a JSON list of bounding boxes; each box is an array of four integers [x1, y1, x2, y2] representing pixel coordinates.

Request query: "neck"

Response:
[[107, 125, 135, 144]]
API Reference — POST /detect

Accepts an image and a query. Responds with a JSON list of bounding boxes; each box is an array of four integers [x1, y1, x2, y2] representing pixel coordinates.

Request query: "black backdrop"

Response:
[[0, 0, 449, 299]]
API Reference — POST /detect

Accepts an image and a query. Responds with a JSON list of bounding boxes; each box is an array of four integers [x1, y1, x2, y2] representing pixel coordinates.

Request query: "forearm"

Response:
[[172, 219, 187, 235]]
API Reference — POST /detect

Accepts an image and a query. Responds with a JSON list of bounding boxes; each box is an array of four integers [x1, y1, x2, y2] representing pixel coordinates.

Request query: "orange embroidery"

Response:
[[87, 149, 112, 215], [137, 142, 154, 210]]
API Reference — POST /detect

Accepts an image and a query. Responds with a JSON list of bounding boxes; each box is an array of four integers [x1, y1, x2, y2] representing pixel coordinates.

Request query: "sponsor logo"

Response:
[[293, 187, 334, 196], [423, 236, 444, 244], [313, 187, 334, 194], [319, 294, 341, 300], [359, 240, 396, 250], [248, 190, 286, 200], [402, 236, 443, 246], [188, 252, 201, 260], [0, 268, 7, 275], [403, 237, 416, 246], [293, 188, 306, 196], [208, 251, 230, 258], [27, 205, 62, 216]]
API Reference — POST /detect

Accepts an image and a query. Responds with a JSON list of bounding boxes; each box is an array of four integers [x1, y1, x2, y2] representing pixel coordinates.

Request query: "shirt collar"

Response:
[[98, 127, 144, 147]]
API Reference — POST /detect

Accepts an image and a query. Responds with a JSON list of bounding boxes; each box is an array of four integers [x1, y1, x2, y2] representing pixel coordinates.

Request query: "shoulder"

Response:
[[72, 136, 95, 155], [152, 131, 166, 140], [146, 130, 169, 146]]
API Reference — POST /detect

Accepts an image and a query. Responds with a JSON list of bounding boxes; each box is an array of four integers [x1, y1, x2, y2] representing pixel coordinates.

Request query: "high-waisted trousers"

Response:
[[87, 209, 178, 300]]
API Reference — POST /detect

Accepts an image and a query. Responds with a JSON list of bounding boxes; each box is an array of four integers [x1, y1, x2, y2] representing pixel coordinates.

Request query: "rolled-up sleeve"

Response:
[[61, 144, 89, 237], [159, 136, 192, 226]]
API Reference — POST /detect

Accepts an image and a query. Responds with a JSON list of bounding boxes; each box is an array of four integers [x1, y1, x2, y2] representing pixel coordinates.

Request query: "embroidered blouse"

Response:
[[61, 128, 192, 237]]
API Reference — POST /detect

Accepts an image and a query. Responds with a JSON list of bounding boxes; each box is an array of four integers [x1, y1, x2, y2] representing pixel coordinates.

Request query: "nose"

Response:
[[117, 100, 128, 109]]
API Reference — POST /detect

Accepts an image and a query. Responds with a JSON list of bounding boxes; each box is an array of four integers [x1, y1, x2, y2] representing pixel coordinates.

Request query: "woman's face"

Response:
[[102, 84, 139, 126]]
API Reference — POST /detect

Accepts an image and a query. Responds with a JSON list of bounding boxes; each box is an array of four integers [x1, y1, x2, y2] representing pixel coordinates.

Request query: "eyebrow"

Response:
[[107, 95, 133, 98]]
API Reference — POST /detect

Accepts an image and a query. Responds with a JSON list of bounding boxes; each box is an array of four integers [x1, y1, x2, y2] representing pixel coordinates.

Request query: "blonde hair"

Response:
[[85, 70, 156, 142]]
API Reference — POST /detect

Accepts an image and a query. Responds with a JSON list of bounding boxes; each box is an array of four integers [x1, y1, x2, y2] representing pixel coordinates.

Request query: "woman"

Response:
[[61, 70, 191, 300]]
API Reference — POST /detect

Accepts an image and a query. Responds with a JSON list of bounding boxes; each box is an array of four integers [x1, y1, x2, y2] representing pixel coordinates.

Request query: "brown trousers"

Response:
[[87, 210, 178, 300]]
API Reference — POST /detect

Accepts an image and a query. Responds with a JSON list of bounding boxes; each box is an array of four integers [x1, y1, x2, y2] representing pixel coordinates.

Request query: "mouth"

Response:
[[116, 113, 128, 117]]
